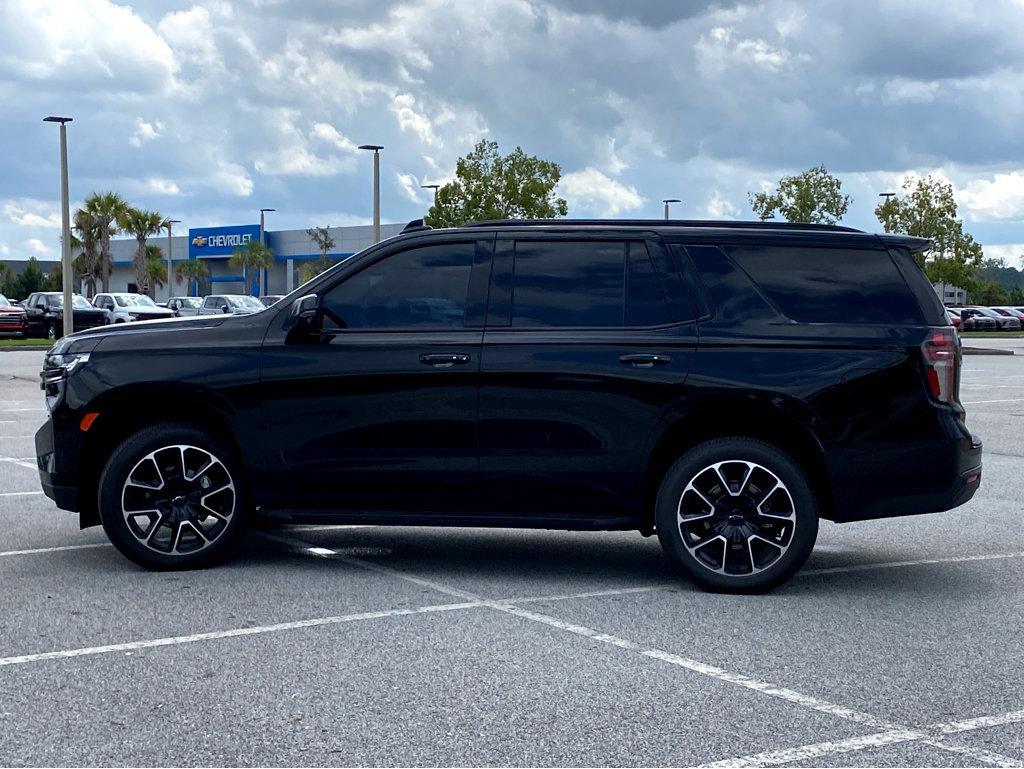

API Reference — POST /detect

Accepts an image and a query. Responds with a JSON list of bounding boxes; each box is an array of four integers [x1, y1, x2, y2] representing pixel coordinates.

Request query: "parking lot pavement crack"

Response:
[[261, 532, 1024, 769]]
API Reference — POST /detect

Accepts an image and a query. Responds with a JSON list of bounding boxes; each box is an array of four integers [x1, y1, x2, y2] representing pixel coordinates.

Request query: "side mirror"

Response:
[[285, 294, 319, 338]]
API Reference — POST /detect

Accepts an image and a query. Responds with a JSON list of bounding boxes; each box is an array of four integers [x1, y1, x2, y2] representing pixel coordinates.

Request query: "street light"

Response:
[[359, 145, 383, 243], [663, 198, 681, 220], [44, 116, 73, 337], [421, 184, 440, 206], [258, 208, 275, 297], [166, 219, 181, 300], [879, 192, 896, 201]]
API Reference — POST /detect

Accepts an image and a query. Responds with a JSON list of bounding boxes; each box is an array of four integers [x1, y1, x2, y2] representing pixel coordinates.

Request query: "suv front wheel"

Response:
[[98, 423, 248, 570], [656, 438, 818, 593]]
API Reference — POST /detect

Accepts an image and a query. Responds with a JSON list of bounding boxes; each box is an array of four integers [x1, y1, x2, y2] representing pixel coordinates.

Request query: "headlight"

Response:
[[41, 352, 91, 409]]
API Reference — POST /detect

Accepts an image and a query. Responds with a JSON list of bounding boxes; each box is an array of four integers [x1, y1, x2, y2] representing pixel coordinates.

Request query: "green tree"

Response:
[[72, 207, 101, 296], [144, 244, 167, 295], [1009, 284, 1024, 305], [42, 262, 63, 292], [16, 257, 46, 297], [749, 164, 851, 224], [875, 175, 984, 287], [83, 192, 128, 292], [974, 280, 1008, 306], [175, 259, 209, 296], [118, 207, 169, 296], [229, 240, 274, 295], [0, 261, 16, 297], [426, 140, 568, 227], [302, 226, 337, 283]]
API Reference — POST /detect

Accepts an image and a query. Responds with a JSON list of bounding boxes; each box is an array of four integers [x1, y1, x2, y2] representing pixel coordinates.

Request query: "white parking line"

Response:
[[0, 457, 36, 470], [270, 533, 1021, 768], [0, 543, 109, 558], [799, 551, 1024, 577], [0, 409, 43, 413], [963, 398, 1024, 404], [0, 491, 43, 498], [0, 601, 483, 668], [703, 711, 1024, 767]]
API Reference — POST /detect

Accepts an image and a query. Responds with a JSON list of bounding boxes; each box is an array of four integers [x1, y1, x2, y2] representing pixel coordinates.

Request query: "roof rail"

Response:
[[401, 218, 432, 233], [463, 218, 864, 233]]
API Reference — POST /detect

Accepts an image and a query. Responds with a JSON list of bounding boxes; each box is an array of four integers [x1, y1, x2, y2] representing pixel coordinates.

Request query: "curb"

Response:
[[0, 345, 50, 352], [963, 347, 1015, 356]]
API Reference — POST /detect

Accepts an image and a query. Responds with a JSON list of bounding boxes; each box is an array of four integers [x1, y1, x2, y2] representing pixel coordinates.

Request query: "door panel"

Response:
[[259, 237, 491, 514], [477, 236, 697, 518]]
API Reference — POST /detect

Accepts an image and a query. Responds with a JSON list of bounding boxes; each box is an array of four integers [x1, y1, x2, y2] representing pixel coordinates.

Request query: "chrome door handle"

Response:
[[618, 353, 671, 368], [419, 353, 471, 368]]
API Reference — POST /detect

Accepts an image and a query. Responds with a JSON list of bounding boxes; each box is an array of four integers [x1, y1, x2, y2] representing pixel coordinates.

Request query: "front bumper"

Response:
[[35, 419, 79, 512]]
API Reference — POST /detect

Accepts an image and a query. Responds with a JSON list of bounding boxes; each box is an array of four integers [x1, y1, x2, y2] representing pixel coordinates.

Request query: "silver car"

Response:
[[167, 296, 203, 317], [198, 294, 267, 315]]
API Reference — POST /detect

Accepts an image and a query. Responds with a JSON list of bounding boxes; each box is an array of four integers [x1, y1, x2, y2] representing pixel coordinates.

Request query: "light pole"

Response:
[[421, 184, 440, 207], [359, 145, 383, 243], [663, 198, 681, 220], [44, 116, 73, 338], [879, 192, 896, 202], [258, 208, 274, 297], [166, 219, 181, 301]]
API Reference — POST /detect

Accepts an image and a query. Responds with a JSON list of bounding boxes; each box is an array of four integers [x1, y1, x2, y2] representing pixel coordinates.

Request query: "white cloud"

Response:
[[0, 0, 175, 92], [559, 168, 644, 216], [311, 123, 357, 153], [145, 177, 181, 196], [958, 171, 1024, 221], [26, 238, 52, 256], [254, 112, 358, 177], [209, 162, 254, 197], [705, 190, 740, 219], [395, 172, 423, 203], [880, 78, 942, 104], [3, 199, 61, 229], [695, 26, 800, 77], [980, 243, 1024, 266], [129, 118, 164, 147], [391, 93, 437, 146]]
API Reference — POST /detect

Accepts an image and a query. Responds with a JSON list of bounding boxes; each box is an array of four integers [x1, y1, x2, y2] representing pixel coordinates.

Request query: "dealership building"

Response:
[[90, 222, 406, 302]]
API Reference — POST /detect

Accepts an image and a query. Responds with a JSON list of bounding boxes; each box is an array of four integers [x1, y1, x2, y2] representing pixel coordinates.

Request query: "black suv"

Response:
[[24, 292, 107, 340], [35, 220, 981, 591]]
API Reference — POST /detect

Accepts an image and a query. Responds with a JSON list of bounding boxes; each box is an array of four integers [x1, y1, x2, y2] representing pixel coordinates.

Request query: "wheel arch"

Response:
[[75, 383, 247, 528], [639, 393, 834, 530]]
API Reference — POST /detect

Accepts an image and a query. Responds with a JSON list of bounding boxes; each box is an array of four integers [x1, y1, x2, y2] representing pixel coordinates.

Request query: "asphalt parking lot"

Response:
[[1, 345, 1023, 768]]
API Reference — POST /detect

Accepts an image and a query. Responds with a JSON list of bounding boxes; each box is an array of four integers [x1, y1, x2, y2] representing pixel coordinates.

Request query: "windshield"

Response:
[[0, 295, 9, 307], [115, 294, 157, 307], [51, 294, 93, 309], [225, 295, 265, 311]]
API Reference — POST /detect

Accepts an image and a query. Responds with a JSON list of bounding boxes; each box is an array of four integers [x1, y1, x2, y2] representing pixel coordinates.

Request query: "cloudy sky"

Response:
[[2, 0, 1024, 264]]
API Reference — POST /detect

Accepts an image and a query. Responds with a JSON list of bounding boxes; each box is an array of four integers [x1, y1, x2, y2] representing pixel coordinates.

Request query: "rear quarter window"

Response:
[[724, 245, 923, 324]]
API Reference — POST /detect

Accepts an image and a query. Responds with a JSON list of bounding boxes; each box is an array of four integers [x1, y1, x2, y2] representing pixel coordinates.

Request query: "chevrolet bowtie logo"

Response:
[[191, 236, 207, 247]]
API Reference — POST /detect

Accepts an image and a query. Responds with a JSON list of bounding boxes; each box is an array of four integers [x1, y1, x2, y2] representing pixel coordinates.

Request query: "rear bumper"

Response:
[[827, 431, 982, 523]]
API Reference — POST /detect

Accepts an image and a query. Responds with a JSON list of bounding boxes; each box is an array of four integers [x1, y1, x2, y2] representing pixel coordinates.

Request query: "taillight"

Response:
[[921, 327, 958, 405]]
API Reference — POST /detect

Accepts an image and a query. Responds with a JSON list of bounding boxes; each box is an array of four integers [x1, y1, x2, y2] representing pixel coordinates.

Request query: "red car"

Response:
[[0, 294, 27, 337], [947, 309, 963, 331]]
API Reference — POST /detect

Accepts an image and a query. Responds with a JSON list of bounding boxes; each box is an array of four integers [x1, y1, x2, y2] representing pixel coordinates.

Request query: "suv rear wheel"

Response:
[[98, 423, 247, 570], [656, 438, 818, 592]]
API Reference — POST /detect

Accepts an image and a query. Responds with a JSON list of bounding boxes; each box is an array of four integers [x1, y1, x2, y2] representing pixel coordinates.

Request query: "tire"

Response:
[[98, 423, 248, 570], [655, 437, 818, 593]]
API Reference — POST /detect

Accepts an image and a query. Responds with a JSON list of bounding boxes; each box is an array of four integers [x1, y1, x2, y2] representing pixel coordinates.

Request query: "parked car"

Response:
[[92, 293, 176, 324], [35, 218, 981, 592], [946, 309, 962, 331], [968, 306, 1021, 330], [0, 294, 28, 337], [198, 294, 266, 315], [24, 292, 107, 340], [259, 295, 285, 307], [990, 306, 1024, 322], [955, 308, 998, 331], [167, 296, 203, 317]]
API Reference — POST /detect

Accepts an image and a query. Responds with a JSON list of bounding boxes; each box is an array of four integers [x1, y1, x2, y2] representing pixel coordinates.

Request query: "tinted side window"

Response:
[[322, 242, 474, 330], [512, 240, 624, 327], [725, 245, 923, 324], [626, 241, 671, 326]]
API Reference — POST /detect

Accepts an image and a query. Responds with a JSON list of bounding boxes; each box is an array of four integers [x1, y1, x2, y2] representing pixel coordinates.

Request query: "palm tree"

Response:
[[301, 225, 336, 284], [175, 259, 209, 297], [118, 207, 169, 296], [144, 244, 167, 296], [229, 241, 274, 296], [72, 207, 101, 297], [83, 192, 127, 293]]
